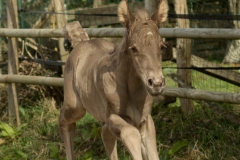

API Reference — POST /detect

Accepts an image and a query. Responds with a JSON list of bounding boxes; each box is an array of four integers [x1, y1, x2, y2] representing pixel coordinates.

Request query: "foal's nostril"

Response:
[[148, 77, 166, 88], [148, 78, 154, 87]]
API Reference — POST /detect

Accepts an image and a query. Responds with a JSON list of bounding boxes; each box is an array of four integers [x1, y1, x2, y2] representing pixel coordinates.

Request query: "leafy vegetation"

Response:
[[0, 96, 239, 160]]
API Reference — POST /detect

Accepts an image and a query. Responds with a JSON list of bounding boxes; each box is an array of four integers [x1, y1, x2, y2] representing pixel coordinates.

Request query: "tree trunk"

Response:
[[223, 0, 240, 64], [175, 0, 194, 114], [53, 0, 68, 75]]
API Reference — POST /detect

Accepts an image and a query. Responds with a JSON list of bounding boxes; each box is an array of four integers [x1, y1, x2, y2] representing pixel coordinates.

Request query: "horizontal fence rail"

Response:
[[0, 75, 240, 104], [0, 75, 63, 87], [1, 28, 240, 39]]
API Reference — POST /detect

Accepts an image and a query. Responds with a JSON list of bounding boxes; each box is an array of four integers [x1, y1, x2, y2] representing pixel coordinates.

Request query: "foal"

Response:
[[59, 0, 168, 159]]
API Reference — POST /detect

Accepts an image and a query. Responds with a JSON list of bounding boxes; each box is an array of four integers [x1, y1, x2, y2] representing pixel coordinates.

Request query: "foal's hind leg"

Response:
[[59, 87, 86, 160]]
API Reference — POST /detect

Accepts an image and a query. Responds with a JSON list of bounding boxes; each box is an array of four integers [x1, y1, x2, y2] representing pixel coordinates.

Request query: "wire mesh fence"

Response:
[[0, 0, 240, 94]]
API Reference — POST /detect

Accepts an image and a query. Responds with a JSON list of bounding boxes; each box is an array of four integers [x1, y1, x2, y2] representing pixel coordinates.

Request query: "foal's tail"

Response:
[[63, 21, 90, 51]]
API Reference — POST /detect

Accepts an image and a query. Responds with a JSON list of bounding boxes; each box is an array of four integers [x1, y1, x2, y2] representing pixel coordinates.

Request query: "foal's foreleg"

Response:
[[140, 114, 159, 160], [102, 124, 118, 160], [107, 114, 142, 160]]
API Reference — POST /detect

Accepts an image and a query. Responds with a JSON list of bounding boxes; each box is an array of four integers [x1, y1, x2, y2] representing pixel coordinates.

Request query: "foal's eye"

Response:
[[129, 46, 138, 54], [161, 46, 165, 50]]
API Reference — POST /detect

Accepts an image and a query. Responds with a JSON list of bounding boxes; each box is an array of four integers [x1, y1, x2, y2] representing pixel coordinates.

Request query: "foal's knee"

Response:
[[120, 126, 141, 141], [108, 114, 141, 140], [60, 105, 86, 124]]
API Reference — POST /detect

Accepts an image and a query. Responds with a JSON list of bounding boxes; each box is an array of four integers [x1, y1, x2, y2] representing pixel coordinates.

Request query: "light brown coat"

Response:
[[59, 1, 169, 159]]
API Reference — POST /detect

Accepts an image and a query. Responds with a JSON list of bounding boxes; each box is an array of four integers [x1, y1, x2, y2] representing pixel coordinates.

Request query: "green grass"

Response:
[[0, 97, 239, 160], [153, 102, 240, 160], [0, 99, 61, 160]]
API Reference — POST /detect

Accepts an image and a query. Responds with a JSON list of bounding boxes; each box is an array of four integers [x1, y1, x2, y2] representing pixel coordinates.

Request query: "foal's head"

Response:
[[118, 0, 168, 96]]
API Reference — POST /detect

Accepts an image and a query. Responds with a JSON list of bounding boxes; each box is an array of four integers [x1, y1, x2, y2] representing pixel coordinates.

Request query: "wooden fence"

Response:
[[1, 28, 240, 38], [1, 27, 240, 125]]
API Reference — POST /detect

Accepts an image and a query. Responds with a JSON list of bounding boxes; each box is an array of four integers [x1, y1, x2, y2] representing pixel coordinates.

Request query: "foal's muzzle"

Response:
[[146, 76, 166, 96]]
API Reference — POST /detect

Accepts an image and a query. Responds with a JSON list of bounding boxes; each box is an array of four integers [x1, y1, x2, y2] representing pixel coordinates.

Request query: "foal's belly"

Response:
[[79, 81, 108, 122]]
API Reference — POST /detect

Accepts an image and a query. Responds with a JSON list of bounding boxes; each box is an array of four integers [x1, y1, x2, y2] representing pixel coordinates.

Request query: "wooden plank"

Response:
[[7, 0, 20, 126], [175, 0, 194, 114], [1, 28, 240, 39]]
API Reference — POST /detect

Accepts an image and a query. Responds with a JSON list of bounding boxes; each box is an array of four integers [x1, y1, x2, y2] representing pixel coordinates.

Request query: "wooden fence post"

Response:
[[53, 0, 68, 75], [7, 0, 20, 126], [175, 0, 194, 114], [0, 0, 3, 75]]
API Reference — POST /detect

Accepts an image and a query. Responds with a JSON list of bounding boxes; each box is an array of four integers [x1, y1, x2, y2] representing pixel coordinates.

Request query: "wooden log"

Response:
[[0, 75, 240, 104], [1, 28, 240, 38], [0, 28, 64, 38], [175, 0, 194, 114], [0, 75, 63, 87], [161, 87, 240, 104], [7, 0, 20, 126]]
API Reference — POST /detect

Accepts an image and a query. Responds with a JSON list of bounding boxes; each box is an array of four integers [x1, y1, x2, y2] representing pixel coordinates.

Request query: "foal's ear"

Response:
[[118, 0, 135, 27], [150, 0, 168, 28]]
